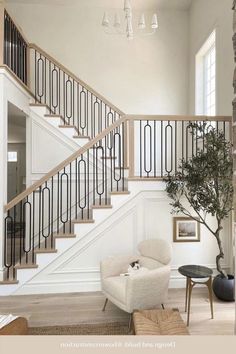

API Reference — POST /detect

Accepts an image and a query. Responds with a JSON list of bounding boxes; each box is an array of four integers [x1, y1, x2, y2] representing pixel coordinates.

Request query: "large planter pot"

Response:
[[212, 274, 235, 301]]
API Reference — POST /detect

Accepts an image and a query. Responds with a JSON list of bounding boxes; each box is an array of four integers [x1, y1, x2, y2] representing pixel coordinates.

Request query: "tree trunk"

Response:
[[215, 230, 227, 278]]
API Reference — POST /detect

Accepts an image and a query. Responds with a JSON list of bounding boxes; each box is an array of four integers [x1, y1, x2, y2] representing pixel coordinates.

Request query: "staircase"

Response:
[[0, 8, 231, 294]]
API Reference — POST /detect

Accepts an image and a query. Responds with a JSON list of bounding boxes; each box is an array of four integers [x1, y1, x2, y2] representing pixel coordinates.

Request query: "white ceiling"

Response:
[[6, 0, 193, 10]]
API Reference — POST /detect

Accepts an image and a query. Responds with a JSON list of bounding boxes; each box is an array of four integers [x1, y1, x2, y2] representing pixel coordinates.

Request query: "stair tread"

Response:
[[0, 280, 19, 285], [92, 204, 112, 209], [45, 114, 62, 118], [73, 135, 91, 139], [34, 248, 57, 253], [58, 125, 76, 129], [73, 219, 95, 224], [54, 233, 76, 238], [30, 103, 47, 107], [15, 264, 38, 269], [110, 191, 130, 195]]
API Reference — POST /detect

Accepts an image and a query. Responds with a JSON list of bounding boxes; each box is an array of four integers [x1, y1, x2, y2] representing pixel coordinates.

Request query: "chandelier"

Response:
[[101, 0, 159, 40]]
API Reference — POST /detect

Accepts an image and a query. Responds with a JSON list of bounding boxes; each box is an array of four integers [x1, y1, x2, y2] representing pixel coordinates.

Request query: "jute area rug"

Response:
[[28, 322, 130, 335]]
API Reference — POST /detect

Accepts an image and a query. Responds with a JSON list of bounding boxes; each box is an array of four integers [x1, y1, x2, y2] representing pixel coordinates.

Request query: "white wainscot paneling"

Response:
[[14, 190, 232, 294], [15, 205, 139, 294]]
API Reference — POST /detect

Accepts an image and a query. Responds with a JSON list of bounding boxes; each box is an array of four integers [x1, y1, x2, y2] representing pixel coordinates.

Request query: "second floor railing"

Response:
[[127, 115, 231, 179], [3, 10, 28, 86]]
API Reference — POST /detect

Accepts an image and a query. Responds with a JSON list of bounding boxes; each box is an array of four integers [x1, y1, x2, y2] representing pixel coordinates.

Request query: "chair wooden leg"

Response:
[[102, 298, 108, 312], [161, 304, 165, 309]]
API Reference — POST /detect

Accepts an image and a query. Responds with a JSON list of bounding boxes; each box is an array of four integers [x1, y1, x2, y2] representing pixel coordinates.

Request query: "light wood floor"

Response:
[[0, 288, 234, 335]]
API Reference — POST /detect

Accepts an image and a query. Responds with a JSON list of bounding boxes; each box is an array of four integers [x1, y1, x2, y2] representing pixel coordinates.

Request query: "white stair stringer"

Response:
[[0, 181, 166, 296]]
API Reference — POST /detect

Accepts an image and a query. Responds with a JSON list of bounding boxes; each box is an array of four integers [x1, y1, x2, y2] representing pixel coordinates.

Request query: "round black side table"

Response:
[[178, 265, 214, 326]]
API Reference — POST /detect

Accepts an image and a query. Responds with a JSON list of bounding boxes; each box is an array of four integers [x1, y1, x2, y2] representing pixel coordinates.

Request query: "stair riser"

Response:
[[45, 117, 61, 127], [30, 106, 49, 116], [59, 127, 77, 139], [73, 138, 90, 146]]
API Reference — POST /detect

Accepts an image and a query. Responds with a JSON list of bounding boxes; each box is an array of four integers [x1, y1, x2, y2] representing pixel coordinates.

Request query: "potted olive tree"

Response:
[[165, 123, 234, 301]]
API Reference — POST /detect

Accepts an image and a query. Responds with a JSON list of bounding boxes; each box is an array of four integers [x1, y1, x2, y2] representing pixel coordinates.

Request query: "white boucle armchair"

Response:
[[100, 239, 172, 321]]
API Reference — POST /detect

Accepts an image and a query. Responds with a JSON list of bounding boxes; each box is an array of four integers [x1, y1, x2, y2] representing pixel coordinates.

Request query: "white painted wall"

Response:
[[188, 0, 234, 115], [6, 2, 189, 115]]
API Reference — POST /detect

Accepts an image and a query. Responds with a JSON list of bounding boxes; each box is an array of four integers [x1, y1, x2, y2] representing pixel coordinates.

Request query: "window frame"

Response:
[[195, 29, 217, 117]]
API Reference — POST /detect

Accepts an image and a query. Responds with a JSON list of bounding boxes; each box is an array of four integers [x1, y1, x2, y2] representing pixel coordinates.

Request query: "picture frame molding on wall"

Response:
[[173, 216, 200, 243]]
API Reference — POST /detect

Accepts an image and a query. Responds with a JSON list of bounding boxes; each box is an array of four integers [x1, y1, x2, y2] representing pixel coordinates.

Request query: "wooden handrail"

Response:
[[126, 115, 232, 122], [5, 114, 231, 212], [5, 115, 127, 212], [29, 43, 125, 117]]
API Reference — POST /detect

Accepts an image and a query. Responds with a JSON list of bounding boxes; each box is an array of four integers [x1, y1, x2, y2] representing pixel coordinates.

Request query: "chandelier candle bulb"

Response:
[[151, 13, 158, 29], [124, 0, 131, 11], [114, 13, 121, 28], [138, 13, 146, 29], [102, 11, 109, 27]]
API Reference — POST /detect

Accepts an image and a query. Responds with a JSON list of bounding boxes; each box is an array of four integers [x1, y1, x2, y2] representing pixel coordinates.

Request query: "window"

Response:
[[196, 30, 216, 116], [203, 44, 216, 116], [8, 151, 17, 162]]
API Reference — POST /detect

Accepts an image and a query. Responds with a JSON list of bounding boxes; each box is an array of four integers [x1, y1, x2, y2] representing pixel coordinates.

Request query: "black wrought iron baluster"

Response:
[[80, 87, 87, 136], [104, 132, 108, 203], [93, 145, 96, 205], [86, 89, 89, 137], [161, 121, 163, 177], [59, 68, 61, 116], [77, 83, 80, 135], [38, 186, 42, 249], [191, 122, 194, 158], [52, 65, 59, 115], [113, 129, 121, 190], [49, 60, 52, 111], [12, 206, 16, 279], [144, 120, 152, 177], [42, 182, 51, 249], [32, 191, 35, 264], [72, 79, 75, 126], [57, 172, 60, 234], [4, 212, 13, 280], [60, 168, 69, 233], [23, 196, 32, 264], [34, 49, 37, 102], [75, 158, 78, 219], [87, 150, 90, 219], [69, 163, 72, 233], [19, 201, 23, 264], [175, 121, 177, 175], [78, 156, 87, 219], [50, 177, 54, 248], [122, 122, 125, 191], [154, 121, 156, 178], [165, 121, 173, 175], [140, 120, 142, 178], [91, 93, 94, 139], [203, 121, 205, 152]]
